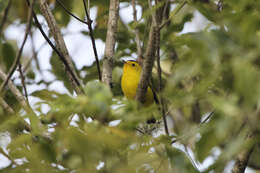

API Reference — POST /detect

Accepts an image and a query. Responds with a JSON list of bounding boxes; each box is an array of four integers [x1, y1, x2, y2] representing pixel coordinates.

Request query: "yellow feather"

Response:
[[121, 61, 154, 106]]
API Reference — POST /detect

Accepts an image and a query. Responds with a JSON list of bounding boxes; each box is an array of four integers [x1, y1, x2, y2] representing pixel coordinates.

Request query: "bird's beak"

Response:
[[122, 59, 126, 64]]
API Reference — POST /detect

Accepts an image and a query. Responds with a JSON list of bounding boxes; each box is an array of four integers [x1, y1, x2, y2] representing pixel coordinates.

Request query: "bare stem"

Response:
[[136, 0, 158, 104], [0, 0, 33, 96], [29, 31, 41, 73], [136, 24, 157, 103], [0, 0, 12, 37], [0, 67, 31, 114], [154, 0, 170, 136], [0, 67, 32, 131], [232, 134, 255, 173], [0, 97, 14, 114], [0, 148, 17, 166], [82, 0, 102, 81], [18, 63, 29, 103], [155, 28, 169, 136], [56, 0, 88, 24], [55, 0, 102, 81], [102, 0, 120, 87], [32, 0, 84, 94]]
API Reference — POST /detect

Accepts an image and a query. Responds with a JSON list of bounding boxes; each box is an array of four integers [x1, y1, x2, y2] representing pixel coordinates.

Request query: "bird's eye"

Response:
[[132, 63, 136, 67]]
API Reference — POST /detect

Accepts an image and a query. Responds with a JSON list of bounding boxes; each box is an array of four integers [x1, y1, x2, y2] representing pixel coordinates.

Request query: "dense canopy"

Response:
[[0, 0, 259, 172]]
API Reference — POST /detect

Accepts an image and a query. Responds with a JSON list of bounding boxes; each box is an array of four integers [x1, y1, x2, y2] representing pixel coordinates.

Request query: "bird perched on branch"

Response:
[[121, 60, 161, 126], [121, 60, 159, 124], [121, 60, 158, 106]]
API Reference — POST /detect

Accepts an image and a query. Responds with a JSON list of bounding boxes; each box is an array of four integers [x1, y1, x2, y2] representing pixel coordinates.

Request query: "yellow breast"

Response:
[[121, 61, 154, 106]]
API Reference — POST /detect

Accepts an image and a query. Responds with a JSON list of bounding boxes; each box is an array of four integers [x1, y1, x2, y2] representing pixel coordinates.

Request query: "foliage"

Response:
[[0, 0, 260, 172]]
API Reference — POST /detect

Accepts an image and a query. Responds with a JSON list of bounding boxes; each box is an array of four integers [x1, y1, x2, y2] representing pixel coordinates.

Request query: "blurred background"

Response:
[[0, 0, 260, 172]]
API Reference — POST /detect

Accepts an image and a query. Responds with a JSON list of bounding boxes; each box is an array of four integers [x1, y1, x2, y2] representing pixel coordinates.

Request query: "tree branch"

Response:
[[56, 0, 88, 25], [0, 0, 12, 37], [0, 0, 33, 96], [18, 63, 29, 103], [155, 28, 169, 136], [55, 0, 102, 81], [82, 0, 102, 81], [0, 148, 17, 167], [136, 0, 157, 104], [39, 0, 84, 95], [29, 31, 41, 73], [102, 0, 120, 87], [0, 67, 31, 131], [0, 67, 31, 114], [27, 7, 83, 93], [0, 97, 14, 114], [191, 101, 201, 123], [232, 135, 255, 173], [136, 24, 157, 103], [153, 0, 170, 136]]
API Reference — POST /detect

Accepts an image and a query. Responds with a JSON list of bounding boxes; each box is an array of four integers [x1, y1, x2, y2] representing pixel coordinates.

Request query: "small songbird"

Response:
[[121, 60, 159, 124], [121, 60, 157, 106]]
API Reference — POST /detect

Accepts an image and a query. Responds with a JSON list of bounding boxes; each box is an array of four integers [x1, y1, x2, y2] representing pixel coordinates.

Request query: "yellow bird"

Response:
[[121, 60, 156, 106]]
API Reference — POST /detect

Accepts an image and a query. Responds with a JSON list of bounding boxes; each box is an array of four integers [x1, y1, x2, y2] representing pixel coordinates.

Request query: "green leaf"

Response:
[[1, 42, 16, 71], [80, 63, 100, 84], [0, 0, 9, 13], [53, 0, 72, 26], [83, 81, 113, 120], [192, 1, 219, 22], [195, 127, 217, 162], [232, 60, 260, 107], [26, 70, 35, 80], [31, 89, 64, 101], [169, 13, 194, 32]]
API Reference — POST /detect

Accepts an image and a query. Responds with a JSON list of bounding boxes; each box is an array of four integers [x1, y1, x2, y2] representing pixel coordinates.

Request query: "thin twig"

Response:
[[132, 0, 143, 58], [0, 67, 32, 131], [0, 0, 38, 133], [0, 0, 33, 96], [154, 0, 169, 135], [135, 127, 145, 134], [40, 0, 84, 94], [23, 40, 47, 74], [0, 148, 17, 166], [0, 0, 12, 37], [200, 111, 214, 125], [171, 111, 215, 144], [232, 147, 254, 173], [162, 0, 170, 21], [25, 0, 84, 94], [156, 28, 169, 136], [191, 101, 201, 123], [0, 97, 14, 114], [56, 0, 88, 25], [82, 0, 102, 81], [102, 0, 120, 87], [18, 63, 29, 103], [0, 67, 31, 113], [184, 146, 199, 171], [29, 30, 41, 72], [232, 134, 255, 173]]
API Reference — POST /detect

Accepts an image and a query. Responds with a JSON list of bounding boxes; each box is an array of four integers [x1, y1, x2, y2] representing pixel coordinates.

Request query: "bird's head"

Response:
[[122, 60, 142, 74]]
